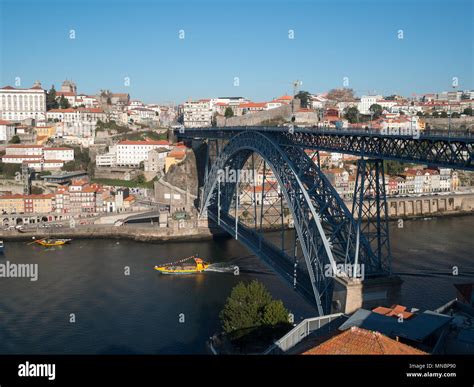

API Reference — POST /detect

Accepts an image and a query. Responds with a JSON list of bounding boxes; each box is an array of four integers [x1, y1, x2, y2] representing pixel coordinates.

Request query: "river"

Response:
[[0, 216, 473, 354]]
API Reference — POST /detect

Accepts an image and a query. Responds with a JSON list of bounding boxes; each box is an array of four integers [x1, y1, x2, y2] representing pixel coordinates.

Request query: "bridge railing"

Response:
[[176, 125, 473, 139], [263, 312, 344, 354]]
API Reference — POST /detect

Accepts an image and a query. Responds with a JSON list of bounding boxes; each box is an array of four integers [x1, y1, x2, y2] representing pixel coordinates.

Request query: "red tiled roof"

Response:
[[2, 155, 42, 160], [0, 120, 16, 125], [43, 147, 73, 151], [372, 304, 414, 319], [56, 91, 76, 97], [118, 140, 169, 146], [168, 150, 186, 159], [302, 327, 426, 355], [239, 102, 267, 108], [47, 108, 75, 113], [6, 144, 43, 148]]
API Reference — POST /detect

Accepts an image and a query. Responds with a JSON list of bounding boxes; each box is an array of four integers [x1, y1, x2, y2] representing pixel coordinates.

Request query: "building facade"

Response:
[[0, 82, 46, 121]]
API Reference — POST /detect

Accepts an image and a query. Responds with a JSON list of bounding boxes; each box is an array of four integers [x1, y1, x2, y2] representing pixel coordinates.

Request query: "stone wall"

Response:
[[424, 116, 474, 130], [217, 101, 298, 127]]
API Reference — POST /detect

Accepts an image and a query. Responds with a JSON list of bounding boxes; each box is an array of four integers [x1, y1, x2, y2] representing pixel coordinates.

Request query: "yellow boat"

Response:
[[35, 238, 72, 247], [154, 256, 210, 275]]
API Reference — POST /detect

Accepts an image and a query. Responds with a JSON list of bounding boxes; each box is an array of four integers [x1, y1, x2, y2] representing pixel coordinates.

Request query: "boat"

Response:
[[0, 240, 4, 254], [154, 256, 210, 275], [34, 238, 72, 247]]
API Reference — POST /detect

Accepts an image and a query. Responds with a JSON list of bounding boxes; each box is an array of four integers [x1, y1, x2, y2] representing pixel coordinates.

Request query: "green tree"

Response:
[[219, 280, 290, 340], [46, 85, 59, 110], [295, 90, 311, 108], [59, 95, 71, 109], [440, 111, 448, 118], [369, 104, 383, 119], [384, 160, 406, 175], [463, 107, 472, 116], [9, 135, 21, 144], [261, 300, 290, 326], [451, 112, 460, 119], [135, 173, 145, 184], [344, 106, 360, 123], [224, 107, 234, 118]]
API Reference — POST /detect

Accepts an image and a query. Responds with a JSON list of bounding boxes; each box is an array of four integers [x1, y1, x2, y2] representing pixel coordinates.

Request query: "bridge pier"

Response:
[[331, 275, 403, 314]]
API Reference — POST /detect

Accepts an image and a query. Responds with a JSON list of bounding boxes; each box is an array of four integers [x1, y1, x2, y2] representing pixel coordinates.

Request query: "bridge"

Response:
[[176, 126, 474, 315]]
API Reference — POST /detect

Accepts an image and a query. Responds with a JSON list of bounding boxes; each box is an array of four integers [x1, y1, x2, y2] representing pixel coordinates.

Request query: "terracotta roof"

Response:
[[302, 327, 426, 355], [168, 150, 186, 159], [47, 108, 76, 113], [0, 120, 16, 125], [118, 140, 169, 146], [6, 144, 43, 148], [78, 107, 104, 113], [0, 194, 53, 199], [56, 91, 76, 97], [2, 155, 43, 159], [372, 304, 414, 319], [44, 147, 73, 151], [239, 102, 267, 108]]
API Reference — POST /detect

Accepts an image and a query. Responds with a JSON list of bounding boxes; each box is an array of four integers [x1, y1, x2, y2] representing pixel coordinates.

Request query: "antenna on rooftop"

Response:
[[292, 80, 303, 96]]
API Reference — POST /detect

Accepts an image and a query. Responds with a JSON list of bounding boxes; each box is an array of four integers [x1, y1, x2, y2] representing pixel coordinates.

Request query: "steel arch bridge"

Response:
[[177, 126, 474, 315]]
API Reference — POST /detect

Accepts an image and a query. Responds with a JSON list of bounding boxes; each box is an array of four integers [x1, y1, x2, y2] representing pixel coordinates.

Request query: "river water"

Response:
[[0, 216, 472, 354]]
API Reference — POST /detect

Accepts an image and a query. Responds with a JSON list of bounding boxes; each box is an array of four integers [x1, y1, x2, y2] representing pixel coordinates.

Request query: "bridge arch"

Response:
[[200, 131, 378, 314]]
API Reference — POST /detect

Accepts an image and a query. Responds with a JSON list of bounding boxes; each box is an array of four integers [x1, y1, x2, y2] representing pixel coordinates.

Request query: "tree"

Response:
[[224, 107, 234, 118], [416, 111, 423, 117], [219, 280, 290, 340], [463, 107, 473, 116], [440, 111, 448, 118], [295, 90, 311, 108], [46, 85, 59, 110], [9, 135, 21, 144], [344, 106, 360, 123], [135, 173, 146, 184], [59, 95, 71, 109], [327, 88, 355, 102], [369, 104, 383, 119], [261, 300, 290, 326], [451, 112, 460, 119], [106, 97, 112, 105]]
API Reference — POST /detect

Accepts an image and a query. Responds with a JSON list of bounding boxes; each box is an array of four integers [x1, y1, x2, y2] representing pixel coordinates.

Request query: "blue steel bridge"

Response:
[[176, 126, 474, 315]]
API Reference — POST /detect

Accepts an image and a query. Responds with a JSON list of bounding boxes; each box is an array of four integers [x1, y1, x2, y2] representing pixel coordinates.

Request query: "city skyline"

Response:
[[1, 0, 473, 103]]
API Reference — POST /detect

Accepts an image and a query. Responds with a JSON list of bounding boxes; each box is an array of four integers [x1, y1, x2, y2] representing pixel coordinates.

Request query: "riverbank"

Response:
[[2, 211, 473, 243], [0, 225, 228, 243]]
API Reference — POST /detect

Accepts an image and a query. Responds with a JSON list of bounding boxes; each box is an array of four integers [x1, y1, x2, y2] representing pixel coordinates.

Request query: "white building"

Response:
[[116, 140, 170, 167], [46, 107, 106, 124], [357, 95, 382, 114], [2, 145, 74, 164], [144, 148, 169, 173], [96, 146, 117, 168], [0, 120, 17, 142], [0, 81, 46, 121], [183, 99, 213, 127], [43, 147, 74, 161]]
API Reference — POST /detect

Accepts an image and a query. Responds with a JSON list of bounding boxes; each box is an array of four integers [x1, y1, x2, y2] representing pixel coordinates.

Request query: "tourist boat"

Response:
[[0, 240, 4, 254], [154, 256, 210, 275], [34, 238, 72, 247]]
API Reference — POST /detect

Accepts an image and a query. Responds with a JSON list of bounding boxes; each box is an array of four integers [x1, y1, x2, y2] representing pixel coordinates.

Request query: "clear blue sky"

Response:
[[0, 0, 472, 103]]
